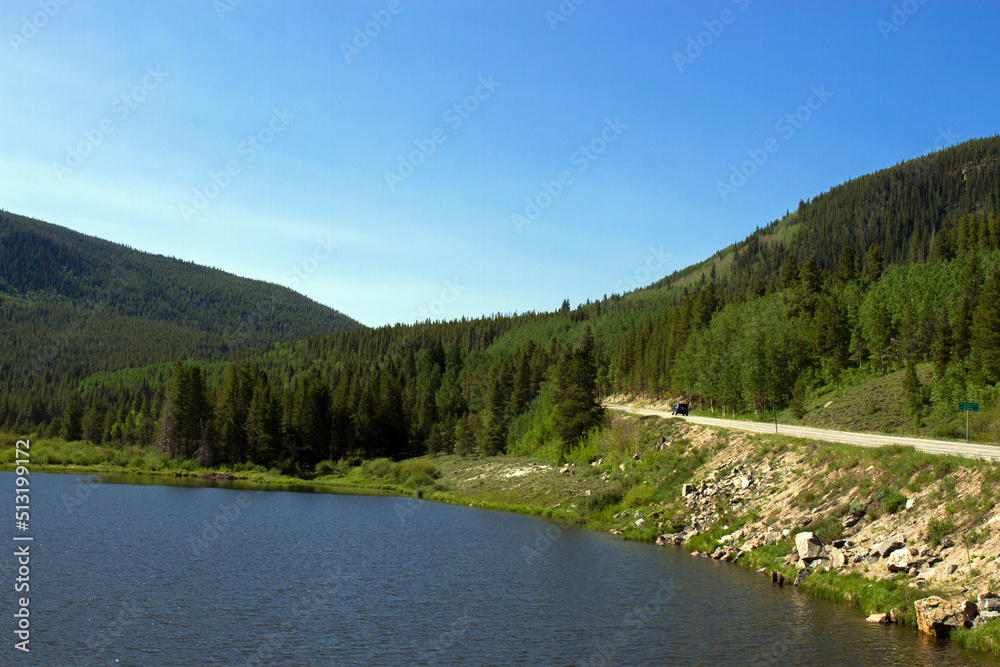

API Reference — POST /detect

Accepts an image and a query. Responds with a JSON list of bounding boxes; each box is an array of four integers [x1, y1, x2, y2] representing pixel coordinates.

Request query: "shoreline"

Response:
[[5, 419, 1000, 655]]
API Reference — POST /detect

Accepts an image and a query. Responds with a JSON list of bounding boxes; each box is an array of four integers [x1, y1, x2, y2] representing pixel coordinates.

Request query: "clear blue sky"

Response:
[[2, 1, 998, 326]]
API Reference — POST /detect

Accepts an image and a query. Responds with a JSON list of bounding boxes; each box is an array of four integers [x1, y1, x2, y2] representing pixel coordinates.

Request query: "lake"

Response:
[[2, 472, 997, 666]]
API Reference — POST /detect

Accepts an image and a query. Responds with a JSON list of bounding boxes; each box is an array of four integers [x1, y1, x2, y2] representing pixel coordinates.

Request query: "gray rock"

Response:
[[793, 567, 810, 586], [682, 483, 696, 497], [978, 592, 1000, 612], [873, 537, 904, 558], [795, 532, 824, 561]]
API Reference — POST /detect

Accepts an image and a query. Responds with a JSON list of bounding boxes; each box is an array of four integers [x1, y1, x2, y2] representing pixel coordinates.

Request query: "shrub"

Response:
[[926, 517, 955, 546], [314, 459, 338, 476], [404, 471, 436, 490], [585, 487, 625, 513], [361, 457, 395, 479], [623, 484, 653, 508], [400, 459, 438, 480], [875, 487, 907, 515]]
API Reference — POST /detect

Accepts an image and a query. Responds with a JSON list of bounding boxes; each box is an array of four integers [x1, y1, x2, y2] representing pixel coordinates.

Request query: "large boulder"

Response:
[[886, 547, 915, 573], [979, 592, 1000, 612], [795, 532, 824, 561], [872, 537, 904, 558], [914, 596, 968, 637]]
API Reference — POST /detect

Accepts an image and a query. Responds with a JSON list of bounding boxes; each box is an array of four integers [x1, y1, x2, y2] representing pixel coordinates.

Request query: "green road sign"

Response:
[[958, 402, 980, 412]]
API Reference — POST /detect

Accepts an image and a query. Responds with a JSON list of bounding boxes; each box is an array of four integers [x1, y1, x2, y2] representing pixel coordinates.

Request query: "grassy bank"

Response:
[[4, 421, 999, 655]]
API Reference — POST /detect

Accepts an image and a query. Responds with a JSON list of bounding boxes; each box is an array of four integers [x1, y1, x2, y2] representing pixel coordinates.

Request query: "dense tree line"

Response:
[[4, 137, 1000, 456]]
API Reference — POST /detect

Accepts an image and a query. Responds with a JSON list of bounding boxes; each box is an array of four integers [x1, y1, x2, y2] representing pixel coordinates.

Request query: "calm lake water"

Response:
[[2, 472, 997, 666]]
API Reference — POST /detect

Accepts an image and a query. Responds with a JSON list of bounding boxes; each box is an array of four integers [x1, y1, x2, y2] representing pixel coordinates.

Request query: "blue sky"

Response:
[[1, 1, 998, 327]]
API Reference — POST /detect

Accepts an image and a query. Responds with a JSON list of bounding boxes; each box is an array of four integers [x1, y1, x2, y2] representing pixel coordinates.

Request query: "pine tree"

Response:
[[62, 400, 82, 441], [780, 255, 800, 288], [929, 307, 952, 379], [552, 327, 604, 451], [972, 266, 1000, 384], [863, 245, 884, 285], [836, 247, 856, 284]]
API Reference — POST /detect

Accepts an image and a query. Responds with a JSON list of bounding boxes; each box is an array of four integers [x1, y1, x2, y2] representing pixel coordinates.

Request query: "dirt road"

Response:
[[604, 403, 1000, 461]]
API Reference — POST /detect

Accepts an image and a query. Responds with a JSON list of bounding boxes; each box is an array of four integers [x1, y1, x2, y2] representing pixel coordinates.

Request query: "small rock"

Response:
[[889, 608, 904, 624], [559, 465, 570, 474], [830, 548, 846, 570], [635, 518, 645, 527], [619, 463, 626, 472], [946, 564, 957, 575], [867, 613, 891, 624], [682, 483, 696, 497], [962, 600, 979, 621], [905, 498, 915, 510], [793, 568, 810, 586]]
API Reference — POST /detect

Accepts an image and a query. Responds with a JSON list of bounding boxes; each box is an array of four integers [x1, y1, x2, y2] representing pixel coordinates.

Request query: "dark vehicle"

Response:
[[671, 402, 689, 416]]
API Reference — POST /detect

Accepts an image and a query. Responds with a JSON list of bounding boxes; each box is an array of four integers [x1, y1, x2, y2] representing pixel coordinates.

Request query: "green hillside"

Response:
[[3, 137, 1000, 465], [0, 210, 359, 426]]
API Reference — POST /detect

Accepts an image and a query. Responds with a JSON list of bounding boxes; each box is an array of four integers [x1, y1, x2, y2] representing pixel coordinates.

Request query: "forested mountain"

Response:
[[634, 135, 1000, 305], [0, 210, 359, 429], [3, 136, 1000, 464]]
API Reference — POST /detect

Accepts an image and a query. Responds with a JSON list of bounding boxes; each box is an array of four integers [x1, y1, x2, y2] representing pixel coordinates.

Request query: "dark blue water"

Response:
[[0, 472, 996, 666]]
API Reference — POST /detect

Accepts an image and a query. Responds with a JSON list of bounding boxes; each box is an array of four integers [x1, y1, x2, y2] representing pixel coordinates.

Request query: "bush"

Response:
[[361, 457, 395, 479], [404, 471, 436, 490], [400, 459, 438, 480], [584, 487, 625, 513], [623, 483, 653, 508], [875, 487, 907, 515], [314, 459, 338, 476], [926, 517, 955, 546]]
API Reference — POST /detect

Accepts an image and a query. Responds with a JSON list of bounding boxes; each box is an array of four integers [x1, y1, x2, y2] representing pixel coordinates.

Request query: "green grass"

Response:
[[952, 619, 1000, 653]]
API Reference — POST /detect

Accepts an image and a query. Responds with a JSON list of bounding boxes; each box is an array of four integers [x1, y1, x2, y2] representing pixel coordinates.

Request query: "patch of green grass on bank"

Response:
[[798, 570, 946, 625], [952, 618, 1000, 654]]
